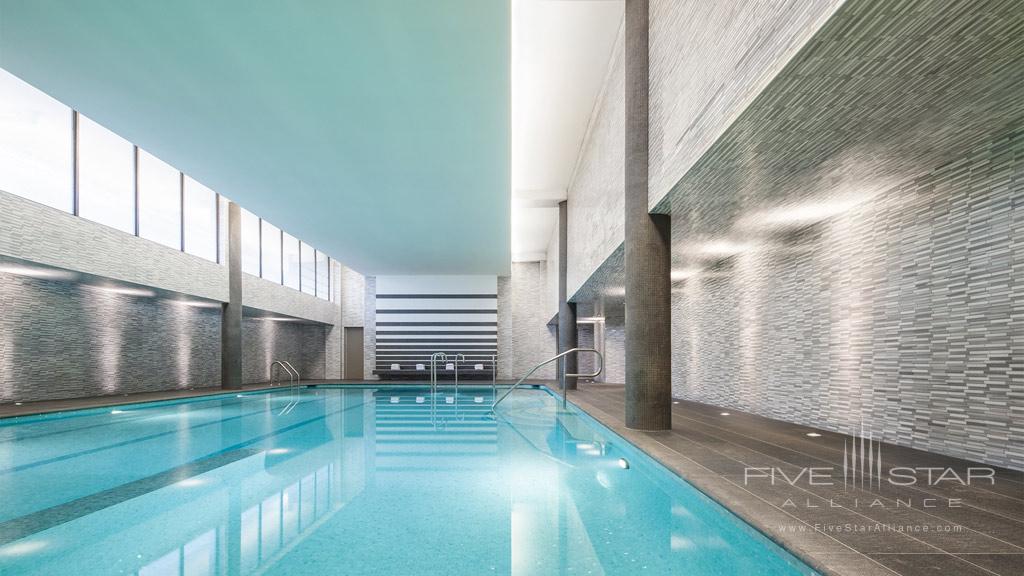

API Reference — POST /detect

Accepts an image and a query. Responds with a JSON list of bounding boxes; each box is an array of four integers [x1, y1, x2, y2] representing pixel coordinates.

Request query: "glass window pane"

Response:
[[241, 209, 260, 276], [328, 258, 335, 302], [0, 68, 72, 211], [78, 114, 134, 233], [137, 149, 181, 250], [282, 232, 300, 290], [261, 220, 281, 283], [300, 242, 315, 295], [183, 176, 217, 262], [316, 251, 329, 300]]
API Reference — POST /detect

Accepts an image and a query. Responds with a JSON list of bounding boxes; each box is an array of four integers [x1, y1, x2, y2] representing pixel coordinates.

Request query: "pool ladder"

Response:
[[492, 348, 603, 411], [270, 360, 302, 415]]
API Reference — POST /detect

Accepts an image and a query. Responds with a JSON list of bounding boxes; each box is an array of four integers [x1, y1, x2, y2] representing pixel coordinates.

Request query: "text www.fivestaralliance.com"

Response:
[[777, 523, 965, 534]]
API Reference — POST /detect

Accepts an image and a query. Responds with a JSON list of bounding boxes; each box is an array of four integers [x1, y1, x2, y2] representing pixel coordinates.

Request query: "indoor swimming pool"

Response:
[[0, 386, 814, 575]]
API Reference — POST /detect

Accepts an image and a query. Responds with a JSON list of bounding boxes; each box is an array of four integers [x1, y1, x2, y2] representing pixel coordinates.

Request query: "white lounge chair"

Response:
[[390, 363, 400, 370]]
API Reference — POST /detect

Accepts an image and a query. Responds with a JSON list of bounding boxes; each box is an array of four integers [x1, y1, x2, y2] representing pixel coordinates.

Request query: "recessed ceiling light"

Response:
[[806, 432, 822, 437]]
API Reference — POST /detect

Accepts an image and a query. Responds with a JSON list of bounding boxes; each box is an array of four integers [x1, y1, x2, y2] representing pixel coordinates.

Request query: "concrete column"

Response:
[[221, 201, 243, 389], [557, 201, 578, 389], [624, 0, 671, 430]]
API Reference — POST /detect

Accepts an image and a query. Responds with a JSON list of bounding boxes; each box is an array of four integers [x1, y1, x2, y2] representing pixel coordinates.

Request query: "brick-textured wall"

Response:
[[566, 22, 625, 298], [0, 273, 221, 402], [242, 318, 326, 384], [647, 0, 842, 209], [671, 130, 1024, 469], [341, 266, 366, 328], [497, 262, 556, 380], [0, 269, 331, 402], [363, 276, 376, 379]]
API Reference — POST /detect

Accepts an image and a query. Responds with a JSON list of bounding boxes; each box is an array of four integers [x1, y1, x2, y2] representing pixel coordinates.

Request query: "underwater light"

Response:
[[618, 458, 630, 470], [110, 410, 125, 414]]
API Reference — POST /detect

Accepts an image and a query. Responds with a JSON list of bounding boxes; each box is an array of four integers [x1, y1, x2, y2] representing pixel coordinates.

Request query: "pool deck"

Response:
[[566, 383, 1024, 576], [2, 381, 1021, 576]]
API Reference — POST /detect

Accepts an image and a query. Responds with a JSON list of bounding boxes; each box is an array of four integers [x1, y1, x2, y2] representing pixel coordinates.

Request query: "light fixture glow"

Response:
[[720, 412, 730, 416], [87, 284, 156, 297], [110, 409, 125, 414], [739, 196, 870, 230], [176, 478, 207, 488], [617, 458, 630, 470], [670, 268, 701, 281], [267, 448, 290, 455], [806, 432, 822, 437], [0, 264, 77, 281], [0, 539, 48, 557], [696, 241, 753, 257]]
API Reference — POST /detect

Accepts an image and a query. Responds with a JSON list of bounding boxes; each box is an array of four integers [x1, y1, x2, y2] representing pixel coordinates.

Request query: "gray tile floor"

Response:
[[3, 381, 1021, 576]]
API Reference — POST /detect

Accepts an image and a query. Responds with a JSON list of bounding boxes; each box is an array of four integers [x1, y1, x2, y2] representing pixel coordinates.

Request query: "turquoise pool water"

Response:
[[0, 386, 814, 575]]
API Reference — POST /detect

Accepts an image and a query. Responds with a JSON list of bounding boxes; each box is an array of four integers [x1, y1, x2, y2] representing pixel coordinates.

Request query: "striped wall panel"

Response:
[[373, 276, 498, 378]]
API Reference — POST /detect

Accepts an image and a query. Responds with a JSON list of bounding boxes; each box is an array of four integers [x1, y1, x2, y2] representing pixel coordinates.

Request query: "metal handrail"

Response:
[[429, 352, 447, 396], [280, 360, 300, 385], [453, 353, 466, 398], [492, 347, 603, 410], [270, 361, 297, 388], [491, 354, 497, 397]]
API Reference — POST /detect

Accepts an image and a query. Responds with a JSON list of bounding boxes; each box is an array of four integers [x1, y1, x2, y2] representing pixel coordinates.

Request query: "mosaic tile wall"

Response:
[[363, 276, 376, 379], [497, 262, 556, 380], [0, 272, 328, 401], [0, 273, 221, 402], [241, 318, 326, 384], [647, 0, 842, 209], [566, 22, 625, 298], [671, 130, 1023, 469]]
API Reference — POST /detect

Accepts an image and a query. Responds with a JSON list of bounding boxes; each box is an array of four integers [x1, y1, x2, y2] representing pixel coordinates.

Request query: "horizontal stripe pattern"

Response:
[[374, 285, 497, 376]]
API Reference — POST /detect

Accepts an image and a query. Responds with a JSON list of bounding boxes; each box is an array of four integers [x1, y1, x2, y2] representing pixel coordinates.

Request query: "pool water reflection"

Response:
[[0, 387, 814, 575]]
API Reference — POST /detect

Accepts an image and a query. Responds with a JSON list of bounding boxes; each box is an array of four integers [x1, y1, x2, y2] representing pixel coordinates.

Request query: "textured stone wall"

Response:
[[0, 272, 221, 402], [0, 268, 330, 402], [0, 188, 342, 400], [1, 189, 226, 301], [671, 130, 1024, 469], [604, 321, 626, 385], [241, 318, 326, 384], [497, 262, 556, 380], [341, 266, 366, 328], [363, 276, 376, 379], [647, 0, 842, 209], [566, 23, 625, 298], [544, 228, 559, 321]]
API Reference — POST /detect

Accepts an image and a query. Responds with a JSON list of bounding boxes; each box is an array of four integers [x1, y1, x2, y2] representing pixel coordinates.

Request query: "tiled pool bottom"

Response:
[[0, 387, 815, 575]]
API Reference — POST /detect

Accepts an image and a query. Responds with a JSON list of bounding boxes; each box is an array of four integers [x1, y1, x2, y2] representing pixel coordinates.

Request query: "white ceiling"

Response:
[[511, 0, 624, 262], [0, 0, 511, 275]]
